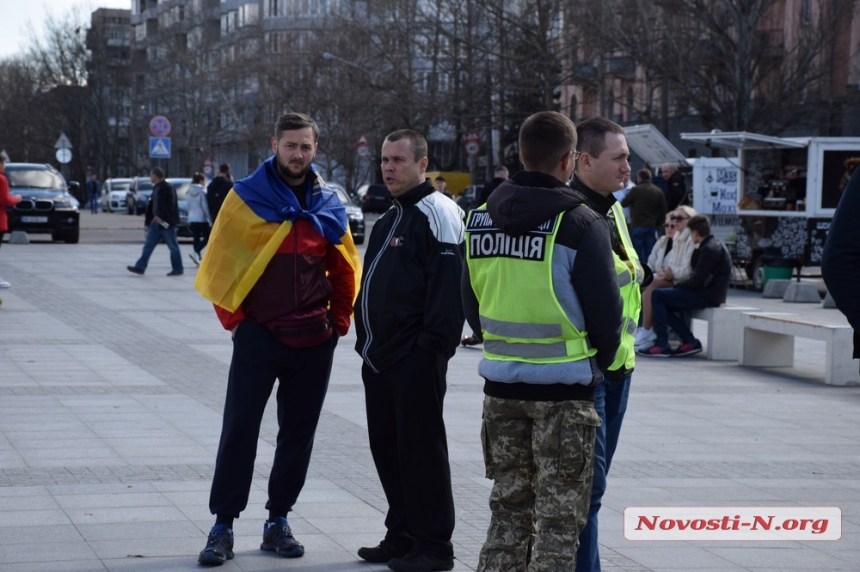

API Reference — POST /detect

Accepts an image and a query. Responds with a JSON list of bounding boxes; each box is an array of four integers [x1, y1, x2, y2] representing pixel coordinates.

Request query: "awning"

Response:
[[624, 124, 689, 168], [680, 131, 809, 151]]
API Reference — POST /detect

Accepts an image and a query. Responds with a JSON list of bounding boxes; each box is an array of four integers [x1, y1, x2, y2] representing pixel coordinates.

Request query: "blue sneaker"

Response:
[[198, 524, 234, 566], [261, 516, 304, 558]]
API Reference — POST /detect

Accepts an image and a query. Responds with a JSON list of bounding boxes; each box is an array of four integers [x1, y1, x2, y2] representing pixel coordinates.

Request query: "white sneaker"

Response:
[[0, 279, 10, 289], [634, 328, 656, 350], [188, 252, 200, 267]]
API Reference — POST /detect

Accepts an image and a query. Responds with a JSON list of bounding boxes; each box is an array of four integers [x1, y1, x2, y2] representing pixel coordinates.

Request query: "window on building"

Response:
[[569, 95, 577, 121], [800, 0, 811, 25]]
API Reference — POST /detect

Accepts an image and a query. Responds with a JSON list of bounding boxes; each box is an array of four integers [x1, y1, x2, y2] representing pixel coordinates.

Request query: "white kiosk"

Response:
[[680, 132, 860, 290]]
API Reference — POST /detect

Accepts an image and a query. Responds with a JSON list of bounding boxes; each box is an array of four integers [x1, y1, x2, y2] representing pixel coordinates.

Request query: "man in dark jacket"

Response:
[[661, 162, 688, 211], [462, 111, 621, 571], [622, 168, 668, 261], [640, 214, 731, 357], [355, 129, 465, 572], [822, 168, 860, 372], [207, 163, 233, 223], [477, 165, 509, 205], [127, 168, 183, 276]]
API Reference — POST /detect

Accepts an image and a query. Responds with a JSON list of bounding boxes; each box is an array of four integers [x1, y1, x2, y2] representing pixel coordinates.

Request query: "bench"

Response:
[[690, 305, 759, 361], [739, 312, 860, 386]]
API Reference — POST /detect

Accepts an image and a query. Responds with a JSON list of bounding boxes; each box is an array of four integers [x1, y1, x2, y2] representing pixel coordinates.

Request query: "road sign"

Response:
[[56, 148, 72, 164], [149, 116, 171, 137], [357, 146, 370, 158], [54, 133, 72, 149], [149, 137, 171, 159], [465, 141, 480, 156], [356, 134, 370, 148], [464, 130, 481, 143]]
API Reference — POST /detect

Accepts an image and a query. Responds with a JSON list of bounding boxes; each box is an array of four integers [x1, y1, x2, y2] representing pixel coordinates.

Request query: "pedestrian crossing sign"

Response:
[[149, 137, 171, 159]]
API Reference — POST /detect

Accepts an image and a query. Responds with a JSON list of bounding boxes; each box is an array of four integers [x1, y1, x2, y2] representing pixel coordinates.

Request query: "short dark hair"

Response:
[[274, 112, 320, 143], [576, 117, 625, 159], [519, 111, 577, 172], [687, 214, 711, 237], [150, 167, 164, 179], [384, 129, 428, 162], [435, 176, 445, 182], [219, 163, 231, 174], [638, 168, 652, 182], [192, 172, 205, 184]]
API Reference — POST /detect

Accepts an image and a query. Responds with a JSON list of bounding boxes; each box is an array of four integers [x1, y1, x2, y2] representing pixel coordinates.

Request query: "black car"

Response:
[[166, 177, 193, 238], [126, 176, 153, 215], [4, 163, 80, 243], [330, 183, 365, 245], [360, 184, 392, 213]]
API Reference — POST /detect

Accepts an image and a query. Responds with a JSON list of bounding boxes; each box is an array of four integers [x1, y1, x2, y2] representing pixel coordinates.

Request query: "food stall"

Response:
[[680, 131, 860, 290]]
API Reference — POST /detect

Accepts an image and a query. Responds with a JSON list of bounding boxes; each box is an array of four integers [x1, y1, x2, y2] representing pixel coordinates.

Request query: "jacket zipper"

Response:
[[360, 203, 403, 373]]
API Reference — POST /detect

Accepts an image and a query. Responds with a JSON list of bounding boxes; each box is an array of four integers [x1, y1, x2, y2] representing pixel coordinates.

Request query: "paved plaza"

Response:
[[0, 212, 859, 571]]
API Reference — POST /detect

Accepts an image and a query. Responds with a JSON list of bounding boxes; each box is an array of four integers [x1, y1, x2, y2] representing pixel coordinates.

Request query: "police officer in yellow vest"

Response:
[[571, 117, 647, 572], [461, 111, 623, 571]]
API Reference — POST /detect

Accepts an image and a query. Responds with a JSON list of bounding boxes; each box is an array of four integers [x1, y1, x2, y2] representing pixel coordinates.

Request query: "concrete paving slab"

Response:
[[0, 236, 859, 570]]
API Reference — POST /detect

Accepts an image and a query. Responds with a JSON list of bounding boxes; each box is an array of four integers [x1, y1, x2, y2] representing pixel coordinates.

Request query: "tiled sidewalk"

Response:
[[0, 242, 858, 571]]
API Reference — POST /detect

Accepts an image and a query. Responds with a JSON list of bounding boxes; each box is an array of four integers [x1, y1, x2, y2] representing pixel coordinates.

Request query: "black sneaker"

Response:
[[671, 339, 703, 357], [126, 266, 144, 275], [198, 524, 234, 566], [260, 517, 304, 558], [358, 539, 411, 563], [388, 551, 454, 572], [167, 270, 184, 276]]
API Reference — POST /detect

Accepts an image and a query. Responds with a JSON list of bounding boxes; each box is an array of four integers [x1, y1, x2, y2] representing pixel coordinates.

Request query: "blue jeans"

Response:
[[651, 288, 711, 348], [134, 224, 183, 273], [576, 373, 631, 572], [630, 226, 656, 263]]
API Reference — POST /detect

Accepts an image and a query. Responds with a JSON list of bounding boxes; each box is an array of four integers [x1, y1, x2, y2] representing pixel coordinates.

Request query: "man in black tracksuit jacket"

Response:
[[354, 129, 465, 572]]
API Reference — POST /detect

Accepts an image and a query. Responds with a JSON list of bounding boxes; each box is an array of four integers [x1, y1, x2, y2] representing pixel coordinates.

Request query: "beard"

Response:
[[276, 156, 312, 182]]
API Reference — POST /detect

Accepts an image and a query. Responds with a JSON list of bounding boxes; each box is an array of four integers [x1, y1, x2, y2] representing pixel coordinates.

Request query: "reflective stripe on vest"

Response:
[[465, 208, 594, 365], [608, 201, 642, 371]]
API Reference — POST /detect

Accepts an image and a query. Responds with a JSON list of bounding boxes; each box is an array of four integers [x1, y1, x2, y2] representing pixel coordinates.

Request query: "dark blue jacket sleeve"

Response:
[[822, 168, 860, 358]]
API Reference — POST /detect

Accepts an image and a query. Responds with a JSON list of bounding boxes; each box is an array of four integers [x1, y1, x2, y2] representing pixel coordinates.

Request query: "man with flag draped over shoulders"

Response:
[[193, 112, 360, 567]]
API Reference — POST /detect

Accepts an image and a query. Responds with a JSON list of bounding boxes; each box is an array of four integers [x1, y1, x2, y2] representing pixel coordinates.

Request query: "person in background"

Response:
[[434, 175, 454, 199], [822, 168, 860, 373], [647, 213, 678, 280], [194, 112, 359, 566], [0, 150, 22, 289], [634, 206, 696, 351], [87, 172, 101, 214], [126, 168, 183, 276], [661, 162, 687, 211], [186, 172, 212, 266], [477, 165, 509, 205], [355, 129, 464, 572], [638, 214, 731, 357], [463, 110, 621, 571], [207, 163, 233, 223], [622, 168, 668, 262]]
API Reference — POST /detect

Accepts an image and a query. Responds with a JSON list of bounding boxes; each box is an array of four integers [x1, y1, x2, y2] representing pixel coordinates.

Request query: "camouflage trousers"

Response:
[[477, 395, 600, 572]]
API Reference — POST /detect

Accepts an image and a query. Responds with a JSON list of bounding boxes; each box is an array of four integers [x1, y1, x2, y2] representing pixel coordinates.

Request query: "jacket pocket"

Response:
[[558, 401, 602, 481]]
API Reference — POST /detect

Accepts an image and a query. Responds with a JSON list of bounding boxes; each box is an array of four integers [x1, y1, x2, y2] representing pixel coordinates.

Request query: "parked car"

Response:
[[126, 176, 153, 215], [329, 183, 365, 244], [101, 177, 132, 212], [457, 184, 482, 213], [4, 163, 80, 243], [165, 177, 193, 237], [360, 184, 392, 213]]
